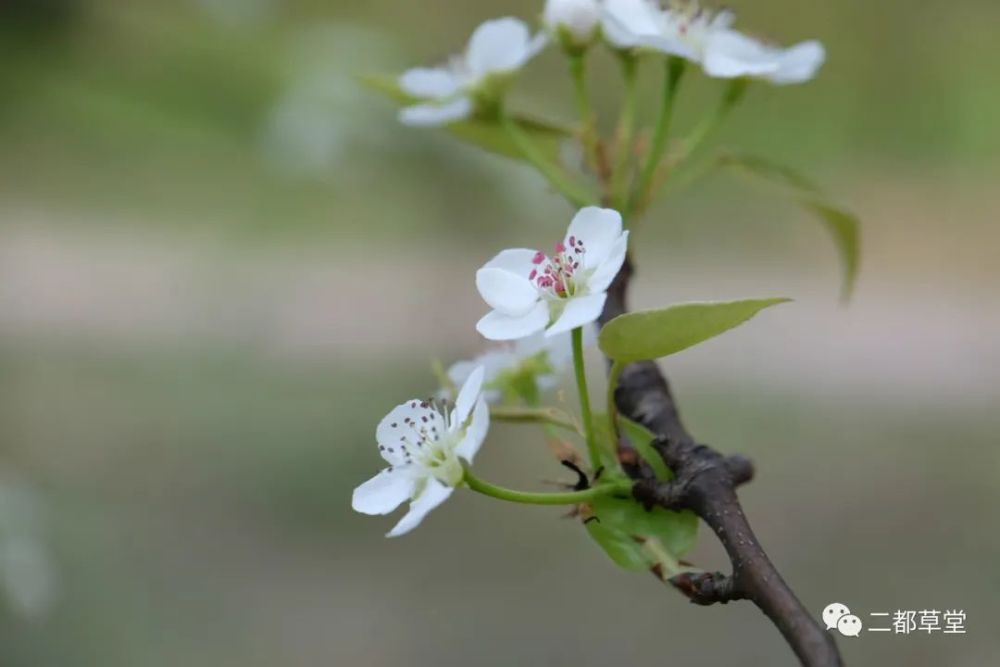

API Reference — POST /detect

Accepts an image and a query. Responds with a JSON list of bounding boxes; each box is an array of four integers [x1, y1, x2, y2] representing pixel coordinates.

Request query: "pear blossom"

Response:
[[445, 329, 593, 403], [601, 0, 825, 84], [476, 207, 627, 341], [398, 17, 548, 127], [543, 0, 602, 47], [352, 366, 489, 537]]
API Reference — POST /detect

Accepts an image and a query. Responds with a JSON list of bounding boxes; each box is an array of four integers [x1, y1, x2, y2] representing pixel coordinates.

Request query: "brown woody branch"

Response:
[[599, 255, 843, 667]]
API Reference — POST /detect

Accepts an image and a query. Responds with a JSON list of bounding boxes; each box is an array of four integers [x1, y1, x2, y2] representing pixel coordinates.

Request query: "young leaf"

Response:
[[585, 494, 698, 576], [802, 201, 860, 302], [719, 152, 860, 301], [360, 74, 570, 164], [584, 413, 696, 576], [619, 416, 673, 481], [598, 298, 790, 364], [591, 411, 672, 480]]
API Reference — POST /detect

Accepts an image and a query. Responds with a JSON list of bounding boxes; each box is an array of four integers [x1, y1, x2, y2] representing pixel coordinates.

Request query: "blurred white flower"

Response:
[[261, 23, 396, 177], [543, 0, 602, 47], [399, 17, 548, 126], [0, 472, 57, 620], [352, 367, 489, 537], [602, 0, 825, 84], [476, 207, 627, 340], [0, 537, 56, 620], [445, 329, 592, 404]]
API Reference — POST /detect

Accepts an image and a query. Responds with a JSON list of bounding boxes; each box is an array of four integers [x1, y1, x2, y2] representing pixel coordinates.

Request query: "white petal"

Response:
[[476, 267, 540, 317], [398, 67, 460, 98], [399, 97, 473, 126], [477, 300, 550, 341], [449, 349, 516, 395], [352, 468, 416, 516], [546, 293, 607, 336], [452, 365, 485, 427], [768, 40, 825, 84], [586, 230, 628, 293], [387, 478, 453, 537], [640, 33, 700, 61], [703, 30, 782, 79], [512, 330, 550, 358], [601, 0, 660, 48], [455, 397, 490, 461], [709, 10, 736, 31], [525, 32, 550, 61], [527, 329, 575, 368], [466, 17, 537, 75], [482, 248, 541, 274], [376, 400, 447, 465], [544, 0, 601, 40], [446, 359, 479, 394], [566, 207, 623, 270]]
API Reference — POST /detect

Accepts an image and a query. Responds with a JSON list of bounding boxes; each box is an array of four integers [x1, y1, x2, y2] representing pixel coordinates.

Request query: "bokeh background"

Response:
[[1, 0, 998, 665]]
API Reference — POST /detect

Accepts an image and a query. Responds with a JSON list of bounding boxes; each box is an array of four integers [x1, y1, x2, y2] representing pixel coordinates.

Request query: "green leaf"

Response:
[[585, 494, 698, 577], [598, 298, 790, 364], [719, 152, 861, 301], [584, 415, 696, 576], [360, 74, 570, 163], [802, 201, 860, 302], [591, 411, 671, 480], [619, 415, 673, 481]]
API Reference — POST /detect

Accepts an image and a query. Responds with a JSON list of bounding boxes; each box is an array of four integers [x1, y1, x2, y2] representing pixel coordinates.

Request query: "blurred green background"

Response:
[[1, 0, 998, 665]]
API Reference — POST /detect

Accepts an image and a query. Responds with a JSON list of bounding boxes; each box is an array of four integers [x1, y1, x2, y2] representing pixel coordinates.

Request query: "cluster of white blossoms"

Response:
[[398, 1, 824, 127], [357, 1, 827, 536], [354, 207, 625, 536], [601, 0, 825, 84]]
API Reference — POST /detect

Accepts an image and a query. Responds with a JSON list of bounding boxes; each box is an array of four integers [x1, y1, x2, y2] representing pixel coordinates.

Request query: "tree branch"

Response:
[[600, 255, 843, 666]]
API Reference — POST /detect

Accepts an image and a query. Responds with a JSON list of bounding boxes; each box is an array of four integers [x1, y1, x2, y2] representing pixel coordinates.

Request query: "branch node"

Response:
[[669, 571, 745, 606], [725, 455, 755, 487]]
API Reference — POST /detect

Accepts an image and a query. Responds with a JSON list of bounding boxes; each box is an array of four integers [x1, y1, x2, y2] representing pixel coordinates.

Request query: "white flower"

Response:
[[543, 0, 601, 45], [601, 0, 825, 85], [446, 329, 590, 403], [398, 17, 548, 127], [475, 207, 628, 341], [352, 366, 489, 537]]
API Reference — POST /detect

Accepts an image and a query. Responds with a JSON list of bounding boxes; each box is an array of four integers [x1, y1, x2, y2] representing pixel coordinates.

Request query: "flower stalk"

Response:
[[611, 54, 639, 211], [632, 56, 686, 214], [569, 52, 599, 172], [463, 464, 630, 505], [572, 326, 601, 469]]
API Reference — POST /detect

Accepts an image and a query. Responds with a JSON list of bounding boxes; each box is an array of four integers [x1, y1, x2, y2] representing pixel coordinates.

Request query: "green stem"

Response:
[[463, 465, 630, 505], [569, 52, 599, 172], [490, 405, 582, 436], [606, 360, 625, 443], [611, 54, 639, 211], [500, 108, 596, 208], [648, 79, 749, 201], [572, 327, 600, 468], [672, 78, 748, 169], [632, 56, 686, 214]]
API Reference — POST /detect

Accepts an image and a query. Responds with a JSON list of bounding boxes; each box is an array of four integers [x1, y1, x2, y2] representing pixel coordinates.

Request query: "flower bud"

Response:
[[543, 0, 601, 50]]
